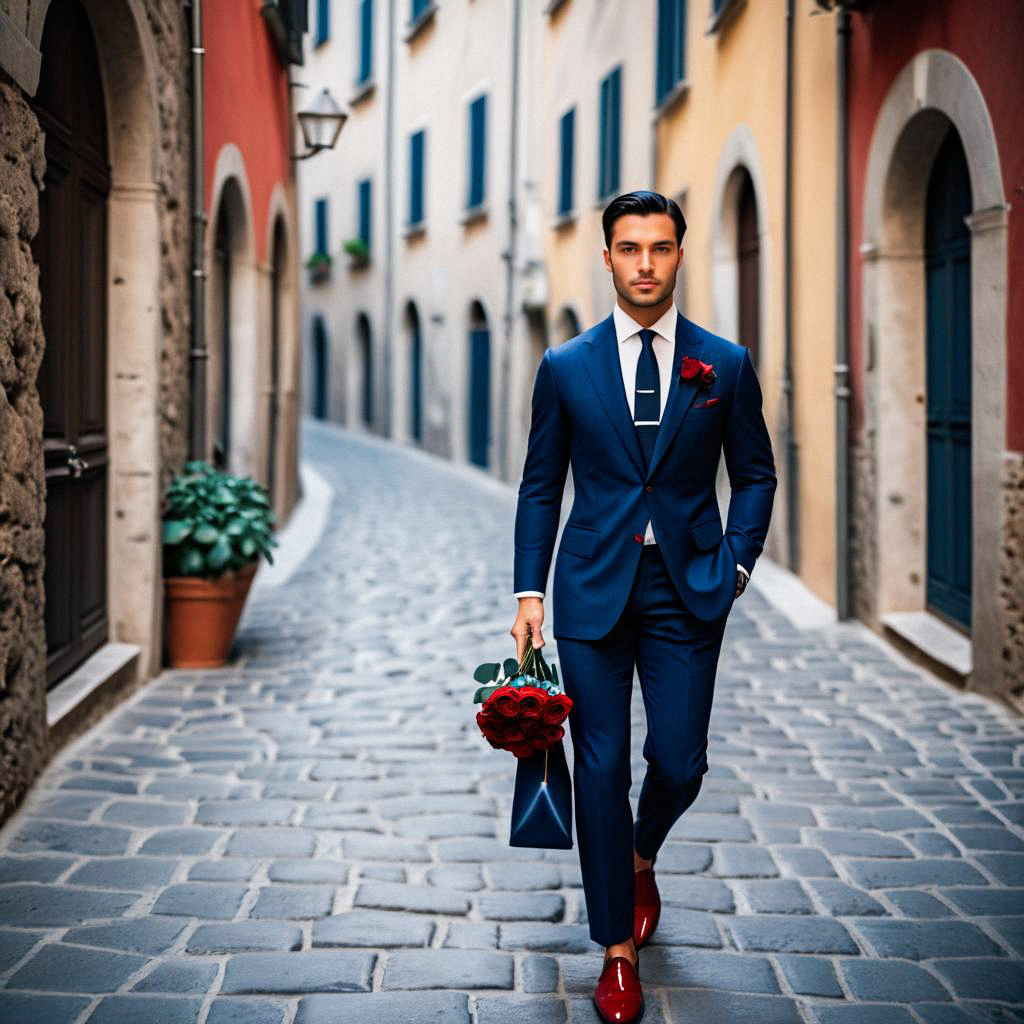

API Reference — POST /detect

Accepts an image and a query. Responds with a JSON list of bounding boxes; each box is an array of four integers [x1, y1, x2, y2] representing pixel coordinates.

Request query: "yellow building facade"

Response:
[[542, 0, 839, 606]]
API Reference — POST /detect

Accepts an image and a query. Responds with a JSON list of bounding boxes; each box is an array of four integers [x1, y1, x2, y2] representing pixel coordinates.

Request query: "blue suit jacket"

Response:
[[513, 310, 777, 640]]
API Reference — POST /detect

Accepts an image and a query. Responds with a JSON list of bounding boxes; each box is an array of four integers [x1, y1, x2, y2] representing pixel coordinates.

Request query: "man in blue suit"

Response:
[[511, 191, 776, 1023]]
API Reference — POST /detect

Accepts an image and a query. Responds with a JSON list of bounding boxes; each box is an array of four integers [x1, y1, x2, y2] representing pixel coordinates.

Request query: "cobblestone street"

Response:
[[1, 420, 1022, 1024]]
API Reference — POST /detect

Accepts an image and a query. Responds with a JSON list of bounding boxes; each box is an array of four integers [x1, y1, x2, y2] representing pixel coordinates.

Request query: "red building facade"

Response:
[[846, 0, 1022, 694], [202, 0, 303, 522]]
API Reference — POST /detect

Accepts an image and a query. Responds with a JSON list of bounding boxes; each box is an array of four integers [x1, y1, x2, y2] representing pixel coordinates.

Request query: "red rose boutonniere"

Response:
[[680, 355, 716, 390]]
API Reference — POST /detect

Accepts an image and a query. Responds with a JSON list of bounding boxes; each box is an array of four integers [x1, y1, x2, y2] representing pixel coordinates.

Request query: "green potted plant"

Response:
[[343, 236, 369, 268], [162, 460, 278, 668], [305, 249, 332, 284]]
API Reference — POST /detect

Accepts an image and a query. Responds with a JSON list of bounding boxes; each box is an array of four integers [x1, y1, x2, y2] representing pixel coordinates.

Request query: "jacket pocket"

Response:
[[690, 512, 723, 551], [559, 522, 599, 558]]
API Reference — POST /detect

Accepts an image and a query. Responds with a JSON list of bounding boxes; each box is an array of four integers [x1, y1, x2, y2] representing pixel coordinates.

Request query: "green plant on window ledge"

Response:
[[343, 237, 370, 267], [305, 250, 332, 284]]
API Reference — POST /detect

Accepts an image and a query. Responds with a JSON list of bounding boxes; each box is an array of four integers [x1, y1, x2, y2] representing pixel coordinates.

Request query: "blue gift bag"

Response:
[[509, 737, 573, 849]]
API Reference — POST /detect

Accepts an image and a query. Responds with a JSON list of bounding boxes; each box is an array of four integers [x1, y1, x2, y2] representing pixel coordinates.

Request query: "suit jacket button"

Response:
[[645, 484, 654, 493], [634, 533, 644, 543]]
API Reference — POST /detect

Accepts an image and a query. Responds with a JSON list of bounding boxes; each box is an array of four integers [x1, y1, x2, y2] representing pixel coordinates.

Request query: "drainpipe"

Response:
[[187, 0, 208, 462], [781, 0, 801, 573], [835, 4, 852, 619], [381, 0, 396, 437], [499, 0, 522, 480]]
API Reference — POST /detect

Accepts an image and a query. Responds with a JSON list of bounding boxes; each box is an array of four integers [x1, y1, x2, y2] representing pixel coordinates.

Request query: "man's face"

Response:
[[603, 212, 681, 310]]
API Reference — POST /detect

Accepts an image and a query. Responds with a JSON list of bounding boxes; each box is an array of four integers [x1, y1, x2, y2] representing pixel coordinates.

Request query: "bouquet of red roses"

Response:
[[472, 641, 572, 759]]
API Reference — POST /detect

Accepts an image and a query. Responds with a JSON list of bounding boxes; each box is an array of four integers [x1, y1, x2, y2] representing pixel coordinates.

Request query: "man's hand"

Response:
[[511, 597, 545, 664], [735, 569, 748, 599]]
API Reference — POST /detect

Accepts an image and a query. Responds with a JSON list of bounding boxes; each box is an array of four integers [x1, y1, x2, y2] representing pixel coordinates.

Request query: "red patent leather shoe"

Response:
[[594, 954, 644, 1024], [633, 868, 661, 948]]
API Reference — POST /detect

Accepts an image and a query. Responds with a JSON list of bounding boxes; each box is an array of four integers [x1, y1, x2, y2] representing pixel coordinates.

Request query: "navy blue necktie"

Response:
[[634, 328, 660, 469]]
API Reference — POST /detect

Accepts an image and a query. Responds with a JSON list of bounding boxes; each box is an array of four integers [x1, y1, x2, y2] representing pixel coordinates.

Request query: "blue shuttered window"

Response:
[[409, 129, 426, 226], [314, 197, 328, 255], [358, 0, 373, 82], [468, 93, 487, 210], [412, 0, 431, 20], [314, 0, 330, 46], [558, 108, 575, 216], [357, 179, 372, 248], [598, 66, 622, 201], [656, 0, 686, 104]]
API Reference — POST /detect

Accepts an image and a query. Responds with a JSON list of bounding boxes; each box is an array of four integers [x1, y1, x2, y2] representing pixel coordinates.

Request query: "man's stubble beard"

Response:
[[611, 268, 677, 311]]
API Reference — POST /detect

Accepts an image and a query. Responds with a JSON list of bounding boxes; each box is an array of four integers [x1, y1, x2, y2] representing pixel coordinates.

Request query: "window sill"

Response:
[[351, 77, 376, 106], [551, 210, 576, 231], [544, 0, 570, 14], [403, 221, 426, 241], [653, 79, 690, 121], [881, 610, 972, 686], [404, 1, 438, 43], [706, 0, 746, 36], [461, 204, 488, 227], [347, 253, 371, 271]]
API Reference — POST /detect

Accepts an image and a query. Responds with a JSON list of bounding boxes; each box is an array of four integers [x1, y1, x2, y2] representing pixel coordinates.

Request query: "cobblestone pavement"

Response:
[[1, 420, 1023, 1024]]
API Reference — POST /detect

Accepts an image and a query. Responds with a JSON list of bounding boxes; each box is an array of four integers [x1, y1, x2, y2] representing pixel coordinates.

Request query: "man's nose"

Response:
[[639, 249, 653, 270]]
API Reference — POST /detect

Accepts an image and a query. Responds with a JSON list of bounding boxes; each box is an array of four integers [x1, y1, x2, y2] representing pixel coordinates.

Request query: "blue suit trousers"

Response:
[[555, 544, 729, 947]]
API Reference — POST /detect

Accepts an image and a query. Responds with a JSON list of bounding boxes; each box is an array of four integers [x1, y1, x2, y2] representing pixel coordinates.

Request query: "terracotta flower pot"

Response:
[[164, 561, 258, 668]]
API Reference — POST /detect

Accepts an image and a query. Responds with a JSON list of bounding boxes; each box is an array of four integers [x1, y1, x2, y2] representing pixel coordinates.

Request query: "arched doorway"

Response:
[[406, 302, 423, 444], [924, 128, 972, 630], [212, 201, 234, 469], [312, 317, 329, 421], [737, 169, 761, 369], [356, 314, 374, 428], [267, 217, 286, 504], [556, 306, 581, 346], [468, 302, 491, 469], [31, 0, 111, 688]]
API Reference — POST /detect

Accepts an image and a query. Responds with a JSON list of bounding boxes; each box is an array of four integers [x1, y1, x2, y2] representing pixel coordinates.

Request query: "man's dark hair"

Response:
[[602, 190, 687, 249]]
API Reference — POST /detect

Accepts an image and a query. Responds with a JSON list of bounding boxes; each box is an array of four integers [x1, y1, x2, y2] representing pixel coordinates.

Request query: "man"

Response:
[[510, 190, 776, 1023]]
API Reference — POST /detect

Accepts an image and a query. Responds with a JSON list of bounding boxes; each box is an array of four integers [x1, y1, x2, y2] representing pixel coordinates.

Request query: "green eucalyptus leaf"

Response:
[[473, 684, 501, 704], [503, 657, 519, 678], [473, 663, 501, 684]]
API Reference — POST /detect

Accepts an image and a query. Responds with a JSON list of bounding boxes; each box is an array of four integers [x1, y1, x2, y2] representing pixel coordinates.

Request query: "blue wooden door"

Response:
[[410, 321, 423, 443], [469, 327, 491, 468], [312, 317, 328, 420], [924, 130, 972, 629]]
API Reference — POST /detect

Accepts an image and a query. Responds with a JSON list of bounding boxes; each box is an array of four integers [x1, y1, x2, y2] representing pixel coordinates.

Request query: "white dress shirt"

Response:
[[515, 301, 748, 599]]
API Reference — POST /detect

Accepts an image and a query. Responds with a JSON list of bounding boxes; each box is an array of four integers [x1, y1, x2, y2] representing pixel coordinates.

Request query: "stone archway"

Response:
[[860, 49, 1009, 691], [29, 0, 165, 681]]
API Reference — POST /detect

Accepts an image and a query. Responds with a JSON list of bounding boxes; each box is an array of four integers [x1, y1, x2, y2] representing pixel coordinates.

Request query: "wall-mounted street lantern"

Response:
[[296, 87, 347, 159]]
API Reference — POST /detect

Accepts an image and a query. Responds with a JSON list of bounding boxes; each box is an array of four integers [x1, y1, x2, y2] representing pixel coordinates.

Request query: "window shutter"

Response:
[[410, 130, 425, 225], [314, 198, 328, 254], [359, 0, 373, 81], [469, 94, 487, 208], [315, 0, 330, 45], [559, 108, 575, 215], [359, 180, 371, 247]]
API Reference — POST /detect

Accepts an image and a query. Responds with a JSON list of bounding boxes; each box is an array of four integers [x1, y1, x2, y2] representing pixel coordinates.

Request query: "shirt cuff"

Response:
[[514, 591, 545, 599], [736, 564, 749, 581]]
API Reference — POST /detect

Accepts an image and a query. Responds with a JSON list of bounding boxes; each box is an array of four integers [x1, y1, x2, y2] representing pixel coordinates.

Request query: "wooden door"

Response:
[[468, 326, 491, 469], [924, 129, 972, 630], [312, 318, 329, 420], [31, 0, 111, 688], [409, 310, 423, 443]]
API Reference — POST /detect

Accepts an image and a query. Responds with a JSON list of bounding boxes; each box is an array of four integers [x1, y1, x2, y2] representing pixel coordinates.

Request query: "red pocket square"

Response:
[[696, 397, 721, 409]]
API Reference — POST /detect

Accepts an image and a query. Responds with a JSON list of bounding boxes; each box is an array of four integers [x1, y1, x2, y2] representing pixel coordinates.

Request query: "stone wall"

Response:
[[146, 0, 192, 492], [1002, 452, 1024, 697], [0, 81, 47, 821]]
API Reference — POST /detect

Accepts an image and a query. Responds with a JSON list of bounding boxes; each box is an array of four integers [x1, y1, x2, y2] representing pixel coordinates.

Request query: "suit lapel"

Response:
[[646, 314, 703, 478], [581, 314, 646, 476]]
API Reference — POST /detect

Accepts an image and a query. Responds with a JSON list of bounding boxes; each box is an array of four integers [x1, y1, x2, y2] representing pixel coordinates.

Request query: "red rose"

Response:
[[680, 356, 716, 390], [508, 741, 535, 759], [541, 693, 573, 725], [487, 686, 522, 717], [517, 686, 547, 718]]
